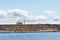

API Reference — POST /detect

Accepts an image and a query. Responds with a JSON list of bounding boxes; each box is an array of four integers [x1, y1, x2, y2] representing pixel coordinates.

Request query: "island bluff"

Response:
[[0, 22, 60, 32]]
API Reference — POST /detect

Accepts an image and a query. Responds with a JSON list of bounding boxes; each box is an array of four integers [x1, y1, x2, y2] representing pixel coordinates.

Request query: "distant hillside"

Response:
[[0, 22, 60, 32]]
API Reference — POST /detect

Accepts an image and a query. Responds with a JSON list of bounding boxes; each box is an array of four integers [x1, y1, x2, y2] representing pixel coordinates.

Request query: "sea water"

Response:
[[0, 32, 60, 40]]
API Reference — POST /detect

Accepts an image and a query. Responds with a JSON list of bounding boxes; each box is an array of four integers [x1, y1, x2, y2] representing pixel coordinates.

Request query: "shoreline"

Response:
[[0, 31, 59, 33]]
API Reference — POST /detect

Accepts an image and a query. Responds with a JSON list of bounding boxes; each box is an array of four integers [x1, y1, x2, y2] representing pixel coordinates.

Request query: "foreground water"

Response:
[[0, 32, 60, 40]]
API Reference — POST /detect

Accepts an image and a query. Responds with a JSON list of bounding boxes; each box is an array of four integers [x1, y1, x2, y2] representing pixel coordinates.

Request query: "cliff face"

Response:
[[0, 24, 60, 32]]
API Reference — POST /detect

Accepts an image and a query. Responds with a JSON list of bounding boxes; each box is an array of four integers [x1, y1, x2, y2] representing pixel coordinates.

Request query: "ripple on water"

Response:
[[0, 32, 60, 40]]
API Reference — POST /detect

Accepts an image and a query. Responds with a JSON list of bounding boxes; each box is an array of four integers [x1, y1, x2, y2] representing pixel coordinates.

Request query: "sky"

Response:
[[0, 0, 60, 24]]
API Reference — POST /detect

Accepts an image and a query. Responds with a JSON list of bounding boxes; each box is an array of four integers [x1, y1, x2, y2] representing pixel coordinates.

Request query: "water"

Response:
[[0, 32, 60, 40]]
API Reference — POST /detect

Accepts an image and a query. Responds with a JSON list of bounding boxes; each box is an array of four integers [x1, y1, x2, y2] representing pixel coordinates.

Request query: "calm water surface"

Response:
[[0, 32, 60, 40]]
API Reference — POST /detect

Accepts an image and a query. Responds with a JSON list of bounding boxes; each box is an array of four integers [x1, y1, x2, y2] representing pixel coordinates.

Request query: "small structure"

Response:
[[16, 22, 22, 25]]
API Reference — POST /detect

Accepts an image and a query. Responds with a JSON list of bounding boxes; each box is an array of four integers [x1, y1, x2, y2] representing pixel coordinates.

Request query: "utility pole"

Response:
[[24, 20, 25, 24]]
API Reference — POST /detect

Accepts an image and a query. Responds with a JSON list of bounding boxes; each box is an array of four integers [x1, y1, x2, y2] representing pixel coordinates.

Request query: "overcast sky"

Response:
[[0, 0, 60, 24]]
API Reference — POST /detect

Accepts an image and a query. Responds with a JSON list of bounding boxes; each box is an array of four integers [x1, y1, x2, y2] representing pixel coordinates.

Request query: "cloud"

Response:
[[44, 11, 56, 17], [28, 15, 47, 21], [0, 9, 7, 18], [45, 11, 55, 13], [8, 9, 28, 17], [0, 9, 28, 24], [53, 16, 60, 21], [0, 9, 59, 24], [0, 9, 48, 24]]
